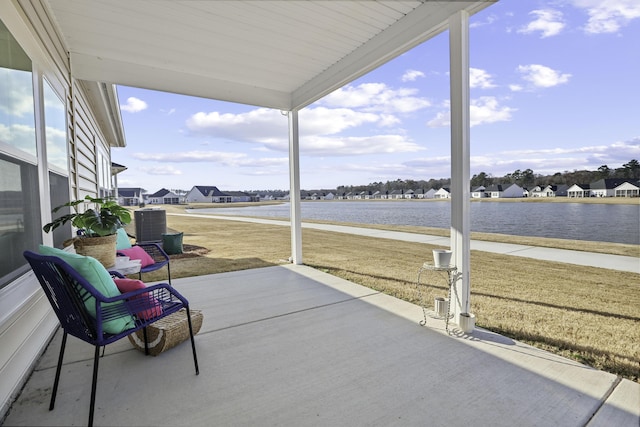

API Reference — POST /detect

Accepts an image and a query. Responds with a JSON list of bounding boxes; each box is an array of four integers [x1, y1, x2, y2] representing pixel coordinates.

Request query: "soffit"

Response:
[[44, 0, 493, 110]]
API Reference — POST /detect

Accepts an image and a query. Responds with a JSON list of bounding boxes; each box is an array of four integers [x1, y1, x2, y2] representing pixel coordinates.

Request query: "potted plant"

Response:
[[43, 196, 131, 267]]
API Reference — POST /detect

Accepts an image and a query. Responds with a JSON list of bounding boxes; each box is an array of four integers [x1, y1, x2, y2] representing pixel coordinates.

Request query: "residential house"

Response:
[[434, 188, 451, 199], [186, 186, 228, 203], [226, 191, 254, 202], [424, 188, 437, 199], [371, 191, 381, 199], [567, 184, 591, 198], [590, 178, 634, 197], [324, 192, 335, 200], [471, 186, 486, 198], [485, 183, 524, 198], [118, 187, 145, 206], [484, 185, 504, 198], [614, 181, 640, 197], [148, 188, 180, 204], [389, 190, 404, 199], [404, 189, 415, 199], [530, 185, 568, 198]]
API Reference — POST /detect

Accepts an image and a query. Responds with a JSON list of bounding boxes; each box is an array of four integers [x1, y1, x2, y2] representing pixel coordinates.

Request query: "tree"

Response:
[[622, 159, 640, 179], [597, 165, 611, 179]]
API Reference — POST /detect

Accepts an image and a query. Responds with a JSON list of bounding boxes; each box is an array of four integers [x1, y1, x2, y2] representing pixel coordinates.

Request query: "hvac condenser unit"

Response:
[[135, 209, 167, 243]]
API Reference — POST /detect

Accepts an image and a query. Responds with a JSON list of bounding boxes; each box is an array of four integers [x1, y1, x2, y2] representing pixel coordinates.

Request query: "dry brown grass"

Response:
[[128, 206, 640, 382]]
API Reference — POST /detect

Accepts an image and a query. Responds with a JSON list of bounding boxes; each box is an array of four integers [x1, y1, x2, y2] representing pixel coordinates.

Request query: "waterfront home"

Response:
[[614, 181, 640, 197], [471, 186, 486, 198], [434, 187, 451, 199], [186, 186, 229, 203], [591, 178, 634, 197], [567, 183, 591, 197], [485, 183, 524, 198], [529, 184, 567, 197]]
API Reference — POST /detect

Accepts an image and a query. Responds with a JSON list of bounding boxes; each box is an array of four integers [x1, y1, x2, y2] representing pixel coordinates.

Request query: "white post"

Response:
[[449, 11, 472, 325], [288, 110, 303, 264]]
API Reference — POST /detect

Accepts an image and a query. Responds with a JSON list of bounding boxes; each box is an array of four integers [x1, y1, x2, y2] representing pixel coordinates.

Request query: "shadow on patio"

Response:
[[4, 265, 638, 426]]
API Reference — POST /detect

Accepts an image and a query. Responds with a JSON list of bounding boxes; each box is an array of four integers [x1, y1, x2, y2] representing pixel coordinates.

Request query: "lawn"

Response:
[[128, 204, 640, 383]]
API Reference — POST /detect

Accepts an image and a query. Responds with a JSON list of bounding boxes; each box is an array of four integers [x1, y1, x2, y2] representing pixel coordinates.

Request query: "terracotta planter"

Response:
[[73, 234, 117, 268]]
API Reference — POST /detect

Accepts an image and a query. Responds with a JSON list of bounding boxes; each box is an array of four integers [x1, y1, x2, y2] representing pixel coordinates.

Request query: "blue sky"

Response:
[[112, 0, 640, 193]]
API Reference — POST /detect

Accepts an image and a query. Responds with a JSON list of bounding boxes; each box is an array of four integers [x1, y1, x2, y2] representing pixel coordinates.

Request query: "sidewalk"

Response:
[[175, 213, 640, 274]]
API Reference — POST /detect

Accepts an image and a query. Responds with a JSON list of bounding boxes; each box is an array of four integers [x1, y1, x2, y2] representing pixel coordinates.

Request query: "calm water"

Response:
[[193, 201, 640, 245]]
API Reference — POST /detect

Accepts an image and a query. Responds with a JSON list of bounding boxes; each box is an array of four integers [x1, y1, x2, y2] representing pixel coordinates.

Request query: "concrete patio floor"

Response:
[[3, 264, 639, 426]]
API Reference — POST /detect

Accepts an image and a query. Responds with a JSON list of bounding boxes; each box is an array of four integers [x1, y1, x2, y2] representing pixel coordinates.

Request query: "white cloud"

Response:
[[139, 165, 182, 175], [469, 137, 640, 176], [571, 0, 640, 34], [401, 69, 425, 82], [302, 135, 424, 156], [0, 68, 34, 117], [517, 64, 571, 88], [518, 9, 565, 38], [120, 97, 148, 113], [184, 98, 423, 156], [509, 84, 524, 92], [470, 68, 496, 89], [321, 83, 430, 113], [427, 97, 516, 128]]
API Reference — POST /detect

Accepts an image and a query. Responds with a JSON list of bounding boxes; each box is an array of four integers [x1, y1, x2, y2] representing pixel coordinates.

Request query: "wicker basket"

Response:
[[128, 309, 203, 356], [73, 234, 118, 268]]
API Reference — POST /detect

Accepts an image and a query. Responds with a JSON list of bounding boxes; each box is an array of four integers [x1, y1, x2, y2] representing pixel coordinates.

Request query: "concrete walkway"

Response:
[[176, 212, 640, 273], [4, 265, 639, 426]]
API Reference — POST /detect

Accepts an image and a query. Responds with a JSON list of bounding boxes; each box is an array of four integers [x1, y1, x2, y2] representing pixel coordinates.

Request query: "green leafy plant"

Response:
[[43, 196, 131, 237]]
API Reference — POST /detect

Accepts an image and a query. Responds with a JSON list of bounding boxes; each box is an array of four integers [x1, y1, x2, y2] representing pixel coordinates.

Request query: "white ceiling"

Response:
[[44, 0, 494, 110]]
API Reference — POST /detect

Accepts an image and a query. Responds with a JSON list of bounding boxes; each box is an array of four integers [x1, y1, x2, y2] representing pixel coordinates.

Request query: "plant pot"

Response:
[[434, 297, 449, 317], [73, 234, 117, 268], [432, 249, 452, 268], [458, 313, 475, 334]]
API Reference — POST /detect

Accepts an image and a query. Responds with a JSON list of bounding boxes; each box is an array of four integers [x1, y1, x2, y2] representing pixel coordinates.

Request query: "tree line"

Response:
[[336, 159, 640, 194]]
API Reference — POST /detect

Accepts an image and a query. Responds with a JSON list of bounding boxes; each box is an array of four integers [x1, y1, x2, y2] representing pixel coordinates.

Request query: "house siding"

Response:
[[0, 1, 119, 418]]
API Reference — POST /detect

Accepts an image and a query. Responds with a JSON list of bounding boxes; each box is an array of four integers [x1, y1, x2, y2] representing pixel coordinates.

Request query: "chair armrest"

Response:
[[135, 242, 170, 263]]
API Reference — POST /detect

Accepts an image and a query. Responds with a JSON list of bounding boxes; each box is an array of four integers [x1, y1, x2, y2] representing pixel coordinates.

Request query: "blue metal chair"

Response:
[[23, 250, 199, 427]]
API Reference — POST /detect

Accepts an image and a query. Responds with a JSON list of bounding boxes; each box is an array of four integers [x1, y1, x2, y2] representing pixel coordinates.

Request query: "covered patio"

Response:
[[4, 266, 636, 426]]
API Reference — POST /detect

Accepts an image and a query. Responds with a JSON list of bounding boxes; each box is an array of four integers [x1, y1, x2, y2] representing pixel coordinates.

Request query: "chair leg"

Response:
[[49, 330, 67, 410], [88, 345, 100, 427], [185, 306, 199, 375], [167, 263, 172, 285], [143, 326, 149, 355]]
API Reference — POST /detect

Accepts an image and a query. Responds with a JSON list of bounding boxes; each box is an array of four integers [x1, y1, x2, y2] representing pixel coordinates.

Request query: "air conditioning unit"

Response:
[[135, 209, 167, 243]]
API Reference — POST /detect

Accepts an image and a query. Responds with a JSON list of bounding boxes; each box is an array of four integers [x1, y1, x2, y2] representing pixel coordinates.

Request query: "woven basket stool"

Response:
[[128, 308, 203, 356]]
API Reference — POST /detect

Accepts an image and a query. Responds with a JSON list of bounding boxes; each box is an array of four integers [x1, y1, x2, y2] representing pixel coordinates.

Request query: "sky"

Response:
[[112, 0, 640, 193]]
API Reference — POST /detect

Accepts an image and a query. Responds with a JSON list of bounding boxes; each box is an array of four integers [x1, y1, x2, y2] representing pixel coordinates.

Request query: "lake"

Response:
[[192, 200, 640, 245]]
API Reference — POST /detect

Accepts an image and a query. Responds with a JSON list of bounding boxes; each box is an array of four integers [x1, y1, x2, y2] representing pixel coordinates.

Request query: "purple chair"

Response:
[[122, 242, 172, 284], [23, 250, 199, 427]]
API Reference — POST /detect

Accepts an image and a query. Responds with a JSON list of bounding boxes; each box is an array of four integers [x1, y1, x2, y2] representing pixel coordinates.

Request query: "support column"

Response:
[[449, 11, 472, 326], [288, 110, 303, 265]]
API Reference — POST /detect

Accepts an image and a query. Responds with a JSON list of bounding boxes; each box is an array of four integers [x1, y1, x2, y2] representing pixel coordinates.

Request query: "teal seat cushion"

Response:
[[116, 227, 132, 250], [38, 245, 135, 334]]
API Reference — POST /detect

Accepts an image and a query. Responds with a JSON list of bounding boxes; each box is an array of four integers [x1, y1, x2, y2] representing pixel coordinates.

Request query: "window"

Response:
[[0, 20, 36, 159], [43, 78, 71, 247], [0, 18, 42, 289], [0, 154, 42, 286]]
